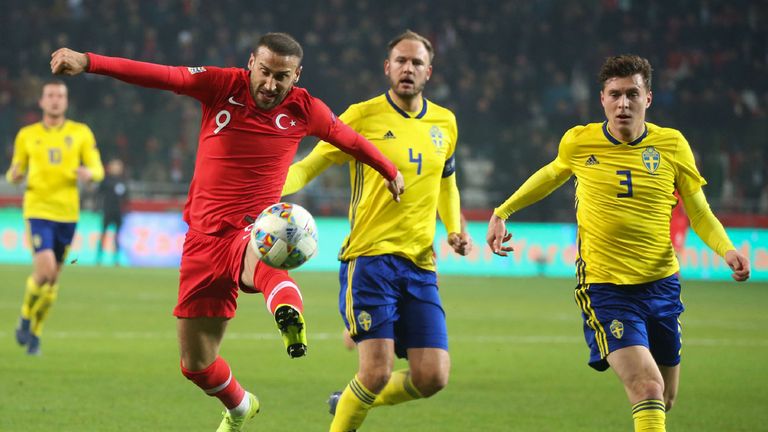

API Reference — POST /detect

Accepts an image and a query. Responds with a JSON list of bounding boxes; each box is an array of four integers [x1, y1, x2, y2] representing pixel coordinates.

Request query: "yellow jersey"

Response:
[[557, 121, 706, 284], [312, 93, 458, 270], [7, 120, 104, 222]]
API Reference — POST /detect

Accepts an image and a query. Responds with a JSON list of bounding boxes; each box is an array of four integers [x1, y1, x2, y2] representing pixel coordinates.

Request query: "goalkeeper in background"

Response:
[[283, 30, 471, 432], [487, 55, 750, 432], [6, 80, 104, 356]]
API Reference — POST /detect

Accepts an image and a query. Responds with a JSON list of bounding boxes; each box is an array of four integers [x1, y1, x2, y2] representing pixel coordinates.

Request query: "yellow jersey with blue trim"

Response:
[[314, 93, 458, 271], [8, 120, 104, 222], [558, 121, 706, 285]]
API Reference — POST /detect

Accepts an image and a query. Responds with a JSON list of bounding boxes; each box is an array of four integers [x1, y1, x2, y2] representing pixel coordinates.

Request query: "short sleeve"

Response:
[[673, 132, 707, 196]]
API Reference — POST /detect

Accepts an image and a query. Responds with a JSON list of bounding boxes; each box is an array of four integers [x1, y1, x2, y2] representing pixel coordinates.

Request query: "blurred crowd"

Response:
[[1, 0, 766, 219]]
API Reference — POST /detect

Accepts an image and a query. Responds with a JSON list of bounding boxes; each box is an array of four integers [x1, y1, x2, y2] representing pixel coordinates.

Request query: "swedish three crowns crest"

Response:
[[430, 126, 443, 149], [641, 146, 661, 174]]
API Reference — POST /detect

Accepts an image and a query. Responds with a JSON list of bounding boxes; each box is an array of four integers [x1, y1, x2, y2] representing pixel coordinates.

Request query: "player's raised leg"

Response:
[[178, 317, 259, 431], [241, 238, 307, 358], [608, 346, 667, 432]]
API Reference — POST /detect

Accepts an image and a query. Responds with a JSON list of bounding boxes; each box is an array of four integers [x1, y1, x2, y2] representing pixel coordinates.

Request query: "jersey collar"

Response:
[[602, 121, 648, 146], [385, 91, 428, 119]]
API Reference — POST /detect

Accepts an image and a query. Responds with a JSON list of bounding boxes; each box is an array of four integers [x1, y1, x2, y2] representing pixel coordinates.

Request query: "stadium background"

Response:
[[1, 2, 768, 431], [1, 0, 766, 279]]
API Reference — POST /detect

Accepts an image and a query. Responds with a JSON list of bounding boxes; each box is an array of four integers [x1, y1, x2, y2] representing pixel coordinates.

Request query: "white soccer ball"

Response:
[[249, 202, 318, 270]]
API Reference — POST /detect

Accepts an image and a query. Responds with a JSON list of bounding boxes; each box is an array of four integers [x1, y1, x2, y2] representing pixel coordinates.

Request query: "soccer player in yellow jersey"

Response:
[[283, 30, 471, 432], [487, 55, 751, 432], [6, 80, 104, 355]]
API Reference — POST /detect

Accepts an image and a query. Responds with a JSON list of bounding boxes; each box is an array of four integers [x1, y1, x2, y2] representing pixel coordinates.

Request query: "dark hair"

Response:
[[598, 55, 652, 90], [256, 32, 304, 62], [387, 30, 434, 62]]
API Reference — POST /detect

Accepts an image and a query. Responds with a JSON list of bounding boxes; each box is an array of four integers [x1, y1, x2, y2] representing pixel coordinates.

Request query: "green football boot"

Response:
[[274, 304, 307, 358], [216, 392, 260, 432]]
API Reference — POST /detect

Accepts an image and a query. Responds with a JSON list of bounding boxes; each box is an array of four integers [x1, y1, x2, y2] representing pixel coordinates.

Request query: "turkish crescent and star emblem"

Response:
[[274, 113, 297, 130]]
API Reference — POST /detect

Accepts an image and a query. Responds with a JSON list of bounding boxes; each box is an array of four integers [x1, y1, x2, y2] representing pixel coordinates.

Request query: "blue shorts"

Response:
[[27, 218, 77, 263], [575, 274, 684, 371], [339, 254, 448, 358]]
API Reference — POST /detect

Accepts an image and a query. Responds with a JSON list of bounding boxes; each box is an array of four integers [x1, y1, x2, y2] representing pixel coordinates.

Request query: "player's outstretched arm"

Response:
[[51, 48, 89, 76], [282, 150, 334, 196], [486, 214, 513, 256], [681, 190, 750, 282]]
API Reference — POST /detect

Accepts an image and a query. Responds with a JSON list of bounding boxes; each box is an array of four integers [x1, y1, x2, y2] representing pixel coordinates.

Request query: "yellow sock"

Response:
[[330, 375, 376, 432], [21, 276, 44, 319], [632, 399, 666, 432], [30, 283, 58, 336], [372, 369, 423, 407]]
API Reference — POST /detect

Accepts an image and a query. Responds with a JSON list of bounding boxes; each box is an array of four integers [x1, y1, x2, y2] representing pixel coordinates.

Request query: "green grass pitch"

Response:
[[1, 265, 766, 431]]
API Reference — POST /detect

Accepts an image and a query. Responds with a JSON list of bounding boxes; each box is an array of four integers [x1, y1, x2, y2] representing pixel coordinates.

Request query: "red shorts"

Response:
[[173, 225, 286, 318]]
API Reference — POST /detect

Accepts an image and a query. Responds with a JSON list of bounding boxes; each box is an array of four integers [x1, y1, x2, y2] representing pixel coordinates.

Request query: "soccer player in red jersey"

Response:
[[50, 33, 405, 431], [670, 191, 689, 254]]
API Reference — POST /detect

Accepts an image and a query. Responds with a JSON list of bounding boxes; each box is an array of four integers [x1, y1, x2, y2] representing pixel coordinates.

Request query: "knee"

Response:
[[629, 378, 665, 402], [411, 369, 449, 398], [34, 267, 58, 284], [357, 368, 391, 393]]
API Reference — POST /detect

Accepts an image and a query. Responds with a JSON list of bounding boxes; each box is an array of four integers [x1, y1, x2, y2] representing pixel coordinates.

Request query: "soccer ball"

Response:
[[250, 202, 318, 270]]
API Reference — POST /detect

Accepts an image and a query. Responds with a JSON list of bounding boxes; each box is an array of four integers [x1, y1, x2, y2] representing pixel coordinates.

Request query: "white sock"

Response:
[[228, 392, 251, 416]]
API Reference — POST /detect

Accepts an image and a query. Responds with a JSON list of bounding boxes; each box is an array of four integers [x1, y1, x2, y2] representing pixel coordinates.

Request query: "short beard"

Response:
[[390, 80, 425, 100]]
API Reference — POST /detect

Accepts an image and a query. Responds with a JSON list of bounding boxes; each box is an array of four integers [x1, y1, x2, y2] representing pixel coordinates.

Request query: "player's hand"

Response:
[[51, 48, 89, 76], [6, 164, 24, 184], [76, 167, 94, 182], [386, 170, 405, 202], [448, 232, 472, 256], [486, 214, 513, 256], [725, 249, 750, 282]]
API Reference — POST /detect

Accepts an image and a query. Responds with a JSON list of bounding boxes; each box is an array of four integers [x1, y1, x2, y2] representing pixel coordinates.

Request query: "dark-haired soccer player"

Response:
[[283, 30, 470, 432], [7, 80, 104, 356], [487, 55, 750, 432], [51, 32, 404, 432]]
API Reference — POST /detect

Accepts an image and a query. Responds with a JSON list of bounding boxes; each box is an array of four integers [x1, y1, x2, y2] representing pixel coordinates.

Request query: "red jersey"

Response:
[[670, 190, 689, 253], [86, 54, 397, 234]]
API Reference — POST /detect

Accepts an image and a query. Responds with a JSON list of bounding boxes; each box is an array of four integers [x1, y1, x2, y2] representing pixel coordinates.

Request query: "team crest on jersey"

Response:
[[357, 311, 372, 332], [187, 66, 207, 74], [641, 146, 661, 174], [64, 135, 73, 147], [610, 319, 624, 339], [430, 126, 443, 149]]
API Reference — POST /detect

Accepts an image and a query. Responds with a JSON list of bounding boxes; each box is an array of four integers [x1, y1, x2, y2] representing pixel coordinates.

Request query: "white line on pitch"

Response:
[[1, 331, 765, 347]]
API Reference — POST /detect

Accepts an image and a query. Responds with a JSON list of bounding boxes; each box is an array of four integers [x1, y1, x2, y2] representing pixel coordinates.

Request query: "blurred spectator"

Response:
[[96, 158, 129, 266]]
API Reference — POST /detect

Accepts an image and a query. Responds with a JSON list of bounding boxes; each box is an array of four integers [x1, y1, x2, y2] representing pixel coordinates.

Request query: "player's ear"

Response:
[[294, 66, 303, 84], [426, 64, 433, 81], [247, 53, 256, 71], [646, 89, 653, 108], [384, 59, 391, 76]]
